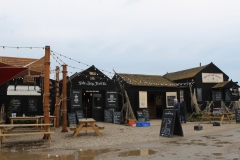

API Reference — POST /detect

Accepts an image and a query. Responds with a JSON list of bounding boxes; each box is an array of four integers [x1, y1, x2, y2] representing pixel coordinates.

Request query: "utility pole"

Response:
[[61, 64, 68, 132], [55, 66, 60, 128]]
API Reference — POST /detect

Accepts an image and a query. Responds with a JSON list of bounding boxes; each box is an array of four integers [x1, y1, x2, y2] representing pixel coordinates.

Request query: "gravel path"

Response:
[[1, 120, 240, 159]]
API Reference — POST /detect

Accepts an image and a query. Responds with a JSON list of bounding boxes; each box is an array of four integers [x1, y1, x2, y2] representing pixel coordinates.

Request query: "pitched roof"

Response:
[[117, 73, 178, 87], [212, 81, 230, 89], [164, 64, 208, 81]]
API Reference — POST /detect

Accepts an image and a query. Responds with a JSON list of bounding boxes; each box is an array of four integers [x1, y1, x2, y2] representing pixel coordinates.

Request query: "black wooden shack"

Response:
[[113, 73, 184, 119], [164, 62, 239, 111], [67, 65, 119, 121]]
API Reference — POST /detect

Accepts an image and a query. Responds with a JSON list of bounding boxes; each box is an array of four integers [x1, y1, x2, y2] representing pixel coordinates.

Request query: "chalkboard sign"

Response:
[[28, 98, 37, 112], [143, 109, 150, 121], [137, 111, 144, 118], [71, 89, 82, 109], [75, 110, 84, 121], [225, 90, 231, 102], [104, 109, 113, 123], [113, 112, 121, 124], [68, 112, 77, 126], [167, 96, 175, 107], [235, 109, 240, 123], [11, 98, 21, 112], [212, 91, 222, 101], [160, 109, 183, 138]]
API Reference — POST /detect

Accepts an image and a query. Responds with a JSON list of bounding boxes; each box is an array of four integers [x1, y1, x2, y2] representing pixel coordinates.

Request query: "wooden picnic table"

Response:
[[37, 115, 57, 130], [72, 118, 103, 138], [9, 116, 39, 124], [200, 112, 232, 124], [0, 123, 54, 148]]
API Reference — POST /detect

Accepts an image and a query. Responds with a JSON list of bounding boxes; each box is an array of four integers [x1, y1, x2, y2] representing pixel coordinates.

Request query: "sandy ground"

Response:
[[1, 120, 240, 159]]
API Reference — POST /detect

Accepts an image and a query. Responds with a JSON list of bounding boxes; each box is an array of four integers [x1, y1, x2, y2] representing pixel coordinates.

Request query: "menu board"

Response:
[[68, 112, 77, 126], [28, 98, 37, 112], [167, 96, 175, 107], [113, 111, 121, 124], [106, 91, 118, 108], [235, 109, 240, 123], [160, 109, 183, 138], [71, 89, 82, 109], [143, 109, 150, 121], [104, 109, 113, 123], [225, 90, 231, 101], [11, 98, 21, 112], [212, 91, 222, 101], [75, 110, 84, 120], [136, 111, 144, 118]]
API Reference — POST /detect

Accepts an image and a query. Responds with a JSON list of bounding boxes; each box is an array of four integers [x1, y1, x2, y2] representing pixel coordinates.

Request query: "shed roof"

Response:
[[212, 81, 230, 89], [117, 73, 178, 87], [164, 64, 208, 81]]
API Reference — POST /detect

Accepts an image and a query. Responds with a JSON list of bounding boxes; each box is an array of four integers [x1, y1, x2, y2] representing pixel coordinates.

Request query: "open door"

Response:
[[92, 94, 104, 121]]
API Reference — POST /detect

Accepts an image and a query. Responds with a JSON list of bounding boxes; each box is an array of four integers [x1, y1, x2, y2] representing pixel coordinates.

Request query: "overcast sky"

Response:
[[0, 0, 239, 83]]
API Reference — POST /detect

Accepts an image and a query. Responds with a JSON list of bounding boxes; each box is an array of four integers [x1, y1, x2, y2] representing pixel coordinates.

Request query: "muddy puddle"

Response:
[[118, 149, 157, 157], [0, 148, 157, 160], [0, 148, 111, 160]]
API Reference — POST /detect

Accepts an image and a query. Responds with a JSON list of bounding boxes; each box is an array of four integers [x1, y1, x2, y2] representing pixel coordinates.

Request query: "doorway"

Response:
[[147, 93, 165, 119], [92, 94, 104, 121]]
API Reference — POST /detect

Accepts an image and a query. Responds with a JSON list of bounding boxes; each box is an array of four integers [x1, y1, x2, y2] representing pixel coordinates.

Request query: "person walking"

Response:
[[173, 98, 180, 114], [180, 99, 187, 123]]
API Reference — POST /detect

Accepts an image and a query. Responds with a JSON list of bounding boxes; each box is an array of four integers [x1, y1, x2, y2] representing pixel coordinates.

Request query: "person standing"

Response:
[[180, 99, 187, 123], [173, 98, 180, 114]]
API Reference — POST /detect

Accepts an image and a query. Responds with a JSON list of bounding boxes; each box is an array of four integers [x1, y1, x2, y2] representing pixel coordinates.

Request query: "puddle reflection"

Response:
[[0, 148, 110, 160], [118, 149, 157, 157]]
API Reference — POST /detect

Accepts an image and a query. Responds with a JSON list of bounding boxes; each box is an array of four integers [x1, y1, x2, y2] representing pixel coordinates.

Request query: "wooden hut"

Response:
[[164, 62, 239, 111], [67, 65, 118, 121], [113, 73, 183, 119]]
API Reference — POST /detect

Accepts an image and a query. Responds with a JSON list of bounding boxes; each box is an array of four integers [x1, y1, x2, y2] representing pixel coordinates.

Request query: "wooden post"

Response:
[[55, 66, 60, 128], [61, 64, 68, 132], [43, 45, 50, 139]]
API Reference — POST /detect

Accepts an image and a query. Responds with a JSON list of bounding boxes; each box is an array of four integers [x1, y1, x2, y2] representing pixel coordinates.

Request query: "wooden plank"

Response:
[[0, 124, 52, 127], [0, 132, 54, 136]]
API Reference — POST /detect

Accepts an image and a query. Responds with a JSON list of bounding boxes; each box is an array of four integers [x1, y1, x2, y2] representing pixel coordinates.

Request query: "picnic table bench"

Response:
[[0, 123, 54, 148], [70, 118, 104, 138], [200, 112, 232, 124], [9, 116, 39, 124]]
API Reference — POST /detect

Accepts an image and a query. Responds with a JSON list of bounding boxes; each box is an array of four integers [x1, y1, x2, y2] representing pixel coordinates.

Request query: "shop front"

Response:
[[67, 65, 118, 121]]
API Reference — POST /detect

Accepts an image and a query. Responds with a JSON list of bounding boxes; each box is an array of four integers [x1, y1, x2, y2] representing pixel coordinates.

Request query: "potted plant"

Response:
[[128, 117, 136, 126]]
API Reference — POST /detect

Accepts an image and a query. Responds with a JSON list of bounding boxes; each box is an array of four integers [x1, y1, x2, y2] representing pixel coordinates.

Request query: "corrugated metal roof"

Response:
[[164, 65, 208, 81], [117, 73, 178, 87]]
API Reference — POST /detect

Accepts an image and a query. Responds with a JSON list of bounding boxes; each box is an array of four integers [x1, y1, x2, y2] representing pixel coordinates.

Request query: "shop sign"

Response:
[[78, 81, 107, 86]]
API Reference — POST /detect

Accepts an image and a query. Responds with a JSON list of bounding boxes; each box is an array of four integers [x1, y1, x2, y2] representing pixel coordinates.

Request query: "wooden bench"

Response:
[[0, 124, 54, 148]]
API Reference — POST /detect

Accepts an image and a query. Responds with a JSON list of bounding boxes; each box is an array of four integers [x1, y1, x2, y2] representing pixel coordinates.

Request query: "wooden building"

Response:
[[113, 73, 184, 119], [164, 62, 239, 111], [0, 56, 51, 121], [67, 65, 119, 121]]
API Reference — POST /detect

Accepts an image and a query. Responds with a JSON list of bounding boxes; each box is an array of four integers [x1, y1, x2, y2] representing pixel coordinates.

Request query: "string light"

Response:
[[0, 46, 44, 49]]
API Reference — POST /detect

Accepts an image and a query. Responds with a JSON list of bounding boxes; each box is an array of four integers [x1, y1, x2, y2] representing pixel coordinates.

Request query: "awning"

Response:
[[0, 62, 27, 85]]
